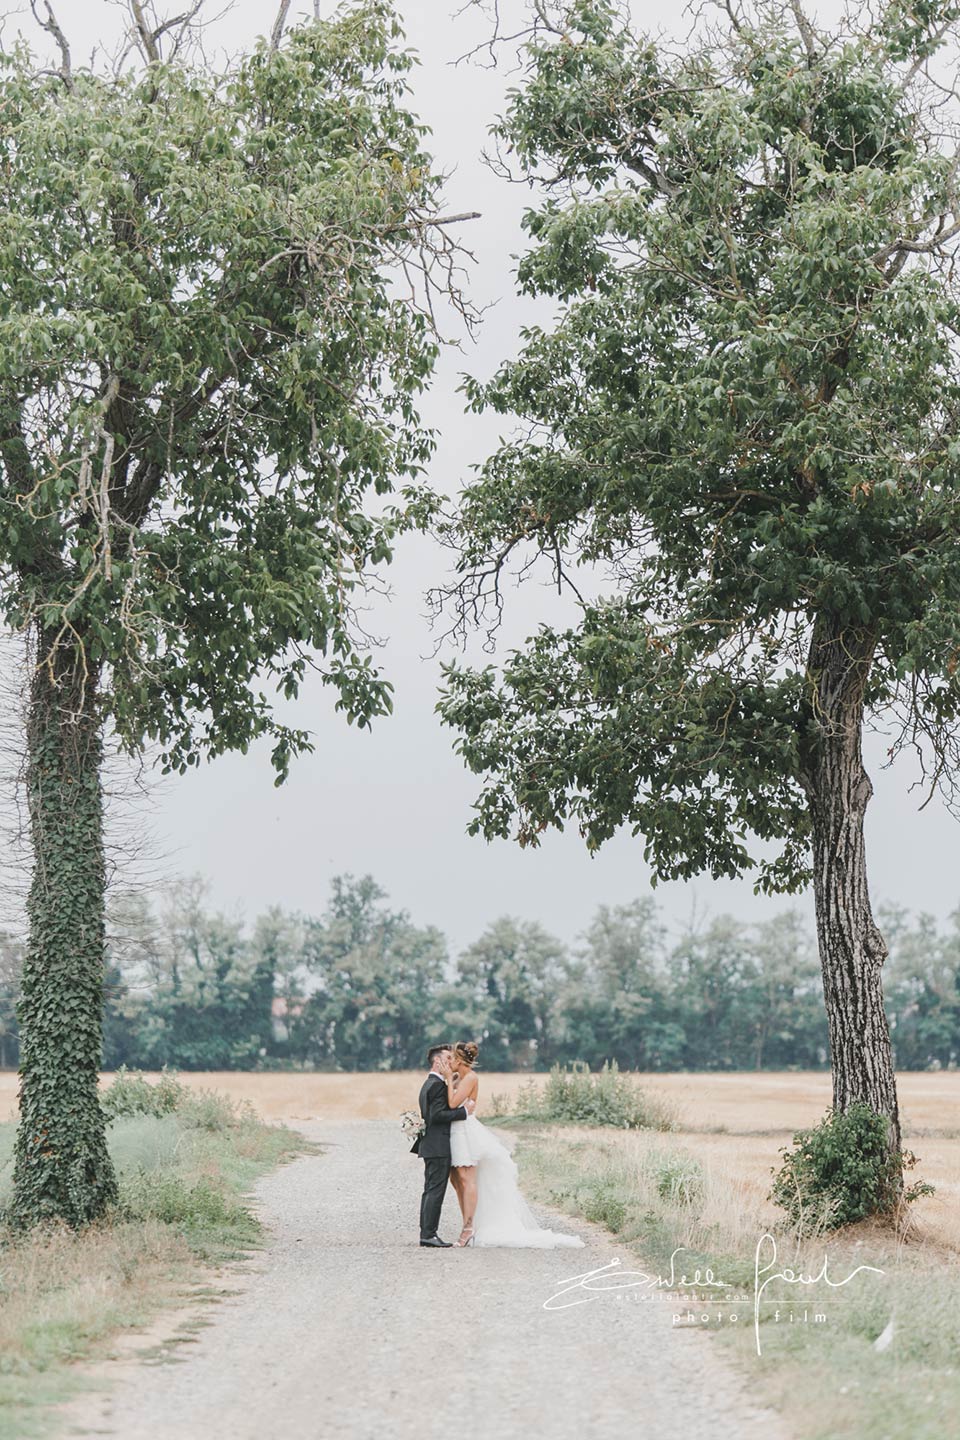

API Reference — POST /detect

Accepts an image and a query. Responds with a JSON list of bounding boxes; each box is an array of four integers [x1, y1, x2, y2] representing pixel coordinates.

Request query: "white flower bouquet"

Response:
[[400, 1109, 425, 1142]]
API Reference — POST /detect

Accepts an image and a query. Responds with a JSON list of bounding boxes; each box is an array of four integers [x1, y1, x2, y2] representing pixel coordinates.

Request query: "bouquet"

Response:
[[400, 1109, 425, 1142]]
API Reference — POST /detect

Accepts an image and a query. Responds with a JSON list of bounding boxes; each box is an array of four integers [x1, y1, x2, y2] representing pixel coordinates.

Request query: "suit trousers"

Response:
[[420, 1155, 450, 1240]]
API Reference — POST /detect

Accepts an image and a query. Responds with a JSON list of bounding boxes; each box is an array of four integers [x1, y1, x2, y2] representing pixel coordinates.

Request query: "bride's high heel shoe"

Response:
[[456, 1224, 475, 1248]]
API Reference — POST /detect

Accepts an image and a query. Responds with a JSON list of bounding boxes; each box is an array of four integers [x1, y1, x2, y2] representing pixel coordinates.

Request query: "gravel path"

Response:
[[62, 1121, 790, 1440]]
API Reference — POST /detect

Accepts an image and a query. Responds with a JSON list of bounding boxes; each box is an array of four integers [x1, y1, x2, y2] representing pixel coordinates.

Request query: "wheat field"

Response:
[[1, 1068, 957, 1249]]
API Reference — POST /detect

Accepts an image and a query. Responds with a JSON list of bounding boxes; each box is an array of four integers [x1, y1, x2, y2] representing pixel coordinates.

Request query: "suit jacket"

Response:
[[411, 1074, 467, 1159]]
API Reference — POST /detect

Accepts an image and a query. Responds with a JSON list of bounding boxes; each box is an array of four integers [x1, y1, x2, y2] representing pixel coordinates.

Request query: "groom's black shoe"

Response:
[[419, 1235, 453, 1247]]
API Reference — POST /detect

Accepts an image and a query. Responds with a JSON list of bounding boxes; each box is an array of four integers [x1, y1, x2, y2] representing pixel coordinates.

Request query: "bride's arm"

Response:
[[447, 1073, 478, 1109]]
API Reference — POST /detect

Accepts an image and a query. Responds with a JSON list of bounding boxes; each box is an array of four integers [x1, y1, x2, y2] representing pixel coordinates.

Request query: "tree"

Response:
[[667, 916, 758, 1071], [2, 0, 471, 1224], [124, 878, 275, 1069], [745, 911, 826, 1070], [297, 874, 449, 1070], [557, 898, 679, 1069], [250, 905, 308, 1062], [100, 960, 140, 1070], [439, 0, 960, 1173], [455, 916, 568, 1067], [882, 904, 960, 1069]]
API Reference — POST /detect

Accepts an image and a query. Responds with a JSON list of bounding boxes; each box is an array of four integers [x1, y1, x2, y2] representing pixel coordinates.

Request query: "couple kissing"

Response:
[[411, 1040, 584, 1252]]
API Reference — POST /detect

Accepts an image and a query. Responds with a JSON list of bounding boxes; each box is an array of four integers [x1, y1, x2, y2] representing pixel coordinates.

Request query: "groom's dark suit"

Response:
[[411, 1072, 467, 1242]]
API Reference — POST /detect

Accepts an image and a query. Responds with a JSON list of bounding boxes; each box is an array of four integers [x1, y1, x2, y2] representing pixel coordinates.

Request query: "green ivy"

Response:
[[8, 642, 117, 1227]]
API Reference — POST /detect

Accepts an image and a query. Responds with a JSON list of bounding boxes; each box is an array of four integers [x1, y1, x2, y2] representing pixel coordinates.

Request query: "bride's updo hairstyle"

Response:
[[454, 1040, 479, 1068]]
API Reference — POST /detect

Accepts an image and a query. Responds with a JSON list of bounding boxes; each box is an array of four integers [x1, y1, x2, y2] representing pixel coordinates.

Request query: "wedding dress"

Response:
[[450, 1111, 584, 1249]]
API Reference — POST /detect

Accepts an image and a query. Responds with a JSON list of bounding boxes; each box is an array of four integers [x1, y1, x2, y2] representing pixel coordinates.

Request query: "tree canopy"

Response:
[[0, 0, 460, 778], [440, 0, 960, 890]]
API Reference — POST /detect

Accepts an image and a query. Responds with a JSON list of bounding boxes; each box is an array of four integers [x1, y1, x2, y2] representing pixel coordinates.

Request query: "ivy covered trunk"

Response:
[[10, 628, 117, 1226], [805, 617, 902, 1160]]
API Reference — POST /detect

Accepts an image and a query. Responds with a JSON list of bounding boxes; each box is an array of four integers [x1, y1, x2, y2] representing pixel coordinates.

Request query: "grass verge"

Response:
[[0, 1086, 307, 1440], [515, 1127, 959, 1440]]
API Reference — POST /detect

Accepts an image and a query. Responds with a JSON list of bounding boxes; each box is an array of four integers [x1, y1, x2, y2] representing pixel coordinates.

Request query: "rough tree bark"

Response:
[[10, 626, 118, 1226], [803, 615, 902, 1160]]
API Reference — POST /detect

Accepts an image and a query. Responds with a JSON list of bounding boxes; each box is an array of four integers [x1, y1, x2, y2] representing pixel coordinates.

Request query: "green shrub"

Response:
[[178, 1089, 247, 1133], [770, 1102, 935, 1234], [513, 1062, 676, 1131], [654, 1152, 705, 1207], [101, 1068, 186, 1122], [583, 1180, 628, 1232]]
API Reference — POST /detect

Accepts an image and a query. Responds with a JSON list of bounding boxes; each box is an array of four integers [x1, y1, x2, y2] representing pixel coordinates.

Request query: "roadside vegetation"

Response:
[[0, 1073, 305, 1438], [515, 1123, 957, 1440], [488, 1062, 678, 1132]]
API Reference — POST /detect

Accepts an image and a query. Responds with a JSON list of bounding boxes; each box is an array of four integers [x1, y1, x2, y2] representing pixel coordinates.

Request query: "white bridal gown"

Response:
[[449, 1111, 584, 1249]]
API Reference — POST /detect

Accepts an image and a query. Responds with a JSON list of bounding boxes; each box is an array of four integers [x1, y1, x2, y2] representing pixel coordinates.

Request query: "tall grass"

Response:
[[517, 1127, 960, 1440], [0, 1077, 306, 1439]]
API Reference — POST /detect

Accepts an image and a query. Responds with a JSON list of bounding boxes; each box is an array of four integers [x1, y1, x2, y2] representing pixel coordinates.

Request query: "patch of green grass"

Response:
[[0, 1084, 308, 1439], [119, 1171, 258, 1257], [516, 1129, 959, 1440], [104, 1114, 182, 1178]]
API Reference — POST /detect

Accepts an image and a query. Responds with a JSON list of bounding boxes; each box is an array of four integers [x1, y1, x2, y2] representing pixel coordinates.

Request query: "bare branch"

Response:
[[788, 0, 820, 63], [271, 0, 292, 51], [454, 0, 564, 69], [873, 215, 960, 268], [414, 210, 482, 229], [153, 2, 207, 61], [128, 0, 160, 63], [722, 0, 746, 36], [30, 1, 73, 89]]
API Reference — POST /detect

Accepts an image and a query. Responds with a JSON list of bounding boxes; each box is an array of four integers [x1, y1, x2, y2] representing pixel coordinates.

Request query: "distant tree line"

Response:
[[0, 873, 957, 1073]]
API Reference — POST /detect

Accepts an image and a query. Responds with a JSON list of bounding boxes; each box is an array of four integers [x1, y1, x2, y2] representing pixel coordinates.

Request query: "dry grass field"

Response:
[[1, 1067, 957, 1250]]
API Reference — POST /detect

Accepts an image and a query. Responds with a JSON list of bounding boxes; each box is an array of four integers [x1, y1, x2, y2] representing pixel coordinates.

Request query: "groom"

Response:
[[411, 1043, 474, 1247]]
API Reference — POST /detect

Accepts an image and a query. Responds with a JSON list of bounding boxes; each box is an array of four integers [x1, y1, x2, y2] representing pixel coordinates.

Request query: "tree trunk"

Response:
[[804, 616, 901, 1159], [10, 627, 118, 1227]]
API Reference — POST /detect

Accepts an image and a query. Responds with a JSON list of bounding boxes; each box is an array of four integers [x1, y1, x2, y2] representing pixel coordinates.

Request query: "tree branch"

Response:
[[152, 2, 207, 61], [128, 1, 160, 63], [30, 1, 72, 89], [872, 215, 960, 267], [788, 0, 820, 63], [271, 0, 293, 51], [410, 210, 482, 230]]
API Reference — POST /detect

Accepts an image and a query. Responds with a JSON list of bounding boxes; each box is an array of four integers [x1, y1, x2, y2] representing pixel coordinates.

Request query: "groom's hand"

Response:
[[465, 1099, 476, 1114]]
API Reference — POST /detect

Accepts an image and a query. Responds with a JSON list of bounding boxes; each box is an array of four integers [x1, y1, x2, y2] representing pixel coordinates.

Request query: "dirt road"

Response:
[[59, 1120, 790, 1440]]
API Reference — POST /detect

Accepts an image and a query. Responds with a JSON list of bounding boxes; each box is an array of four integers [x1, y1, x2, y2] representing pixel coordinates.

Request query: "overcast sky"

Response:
[[9, 0, 960, 951]]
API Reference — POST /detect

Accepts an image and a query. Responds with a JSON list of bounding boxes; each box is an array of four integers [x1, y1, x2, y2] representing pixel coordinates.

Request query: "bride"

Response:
[[445, 1040, 584, 1250]]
